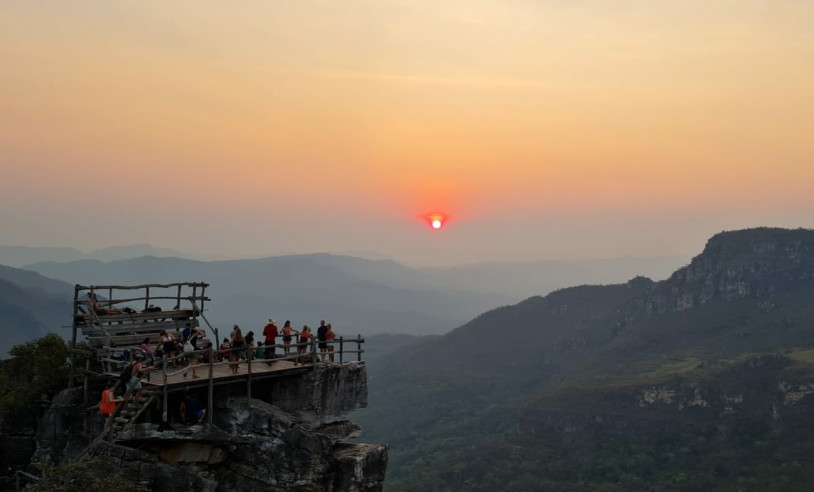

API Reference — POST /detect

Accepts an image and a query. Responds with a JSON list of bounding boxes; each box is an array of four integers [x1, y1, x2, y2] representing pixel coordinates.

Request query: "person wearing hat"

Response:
[[263, 317, 278, 361]]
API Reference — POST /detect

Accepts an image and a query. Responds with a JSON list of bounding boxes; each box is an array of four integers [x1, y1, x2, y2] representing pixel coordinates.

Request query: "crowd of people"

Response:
[[132, 317, 342, 373], [100, 315, 342, 426]]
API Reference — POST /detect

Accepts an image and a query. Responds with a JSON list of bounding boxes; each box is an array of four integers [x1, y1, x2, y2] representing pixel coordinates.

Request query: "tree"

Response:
[[0, 333, 68, 431]]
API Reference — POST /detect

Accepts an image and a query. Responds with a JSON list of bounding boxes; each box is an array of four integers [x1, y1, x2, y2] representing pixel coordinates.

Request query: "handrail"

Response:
[[77, 282, 209, 290]]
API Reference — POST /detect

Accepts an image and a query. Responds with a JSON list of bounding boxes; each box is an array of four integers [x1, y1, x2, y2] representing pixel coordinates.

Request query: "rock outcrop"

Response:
[[32, 362, 387, 491]]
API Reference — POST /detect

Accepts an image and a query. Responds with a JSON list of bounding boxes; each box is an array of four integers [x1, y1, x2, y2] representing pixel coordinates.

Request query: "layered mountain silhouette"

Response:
[[0, 244, 191, 267], [355, 227, 814, 490], [18, 253, 683, 339], [0, 267, 73, 354]]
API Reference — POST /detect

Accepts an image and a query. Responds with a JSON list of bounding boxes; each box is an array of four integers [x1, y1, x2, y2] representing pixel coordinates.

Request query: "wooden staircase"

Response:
[[109, 387, 158, 438]]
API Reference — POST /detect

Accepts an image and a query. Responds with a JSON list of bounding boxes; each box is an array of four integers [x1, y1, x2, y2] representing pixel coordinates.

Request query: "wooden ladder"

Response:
[[109, 388, 158, 438]]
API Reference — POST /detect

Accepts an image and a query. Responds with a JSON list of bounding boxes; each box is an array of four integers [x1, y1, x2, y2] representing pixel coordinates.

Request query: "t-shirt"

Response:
[[317, 325, 327, 341], [263, 323, 278, 343], [99, 389, 116, 415]]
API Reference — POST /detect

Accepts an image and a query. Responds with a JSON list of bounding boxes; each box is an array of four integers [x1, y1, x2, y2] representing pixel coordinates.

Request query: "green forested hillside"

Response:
[[355, 228, 814, 491]]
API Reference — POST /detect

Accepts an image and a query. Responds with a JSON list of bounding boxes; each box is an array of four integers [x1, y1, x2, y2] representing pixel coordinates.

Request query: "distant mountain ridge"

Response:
[[0, 244, 192, 267], [19, 252, 686, 339], [22, 254, 511, 338]]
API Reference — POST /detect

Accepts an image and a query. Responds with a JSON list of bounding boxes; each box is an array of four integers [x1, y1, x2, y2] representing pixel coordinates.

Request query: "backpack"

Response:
[[119, 362, 134, 388]]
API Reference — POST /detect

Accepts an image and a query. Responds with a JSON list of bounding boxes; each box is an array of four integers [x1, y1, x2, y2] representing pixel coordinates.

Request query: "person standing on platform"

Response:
[[317, 320, 328, 362], [325, 323, 336, 362], [158, 329, 178, 367], [263, 318, 278, 362], [296, 326, 311, 365], [281, 320, 295, 356], [181, 322, 192, 346], [183, 325, 205, 378], [230, 328, 245, 374]]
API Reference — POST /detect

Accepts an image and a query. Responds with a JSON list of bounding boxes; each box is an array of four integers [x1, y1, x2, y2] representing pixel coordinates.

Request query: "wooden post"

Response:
[[207, 346, 214, 426], [144, 287, 150, 311], [69, 285, 79, 388], [357, 334, 362, 362], [311, 335, 318, 370], [247, 349, 252, 399], [83, 358, 90, 404], [339, 337, 344, 364], [176, 285, 182, 309], [161, 356, 168, 423]]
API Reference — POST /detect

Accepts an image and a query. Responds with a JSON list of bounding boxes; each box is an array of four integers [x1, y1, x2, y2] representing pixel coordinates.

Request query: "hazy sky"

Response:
[[1, 1, 813, 266]]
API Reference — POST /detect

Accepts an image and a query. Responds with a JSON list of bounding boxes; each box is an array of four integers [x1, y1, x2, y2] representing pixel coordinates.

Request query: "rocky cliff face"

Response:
[[31, 362, 387, 491], [653, 228, 814, 312]]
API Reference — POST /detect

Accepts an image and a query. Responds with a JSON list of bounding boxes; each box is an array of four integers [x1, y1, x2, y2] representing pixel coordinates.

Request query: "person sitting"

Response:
[[89, 292, 123, 315]]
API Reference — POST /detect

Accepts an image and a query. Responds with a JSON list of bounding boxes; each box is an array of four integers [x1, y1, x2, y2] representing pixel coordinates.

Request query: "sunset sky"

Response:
[[1, 1, 813, 266]]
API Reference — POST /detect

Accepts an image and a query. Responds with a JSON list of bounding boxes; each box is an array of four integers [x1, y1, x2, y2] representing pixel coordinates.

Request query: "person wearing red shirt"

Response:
[[295, 326, 311, 365], [263, 318, 278, 361], [99, 381, 123, 426]]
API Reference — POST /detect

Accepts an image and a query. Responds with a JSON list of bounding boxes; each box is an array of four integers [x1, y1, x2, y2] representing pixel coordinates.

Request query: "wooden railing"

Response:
[[141, 335, 366, 427], [74, 282, 210, 314]]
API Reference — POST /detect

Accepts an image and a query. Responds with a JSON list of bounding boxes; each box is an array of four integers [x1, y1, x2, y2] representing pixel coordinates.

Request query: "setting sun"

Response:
[[427, 213, 446, 230]]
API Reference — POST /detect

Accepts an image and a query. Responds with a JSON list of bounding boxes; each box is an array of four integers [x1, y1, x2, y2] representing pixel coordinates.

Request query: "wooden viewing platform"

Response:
[[69, 281, 366, 440]]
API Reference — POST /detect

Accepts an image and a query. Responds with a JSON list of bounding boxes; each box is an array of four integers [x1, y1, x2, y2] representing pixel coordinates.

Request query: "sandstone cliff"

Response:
[[29, 362, 387, 492]]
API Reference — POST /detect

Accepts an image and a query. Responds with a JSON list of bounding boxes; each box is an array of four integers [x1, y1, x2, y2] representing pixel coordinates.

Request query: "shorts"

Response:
[[163, 341, 177, 353], [282, 335, 292, 343], [126, 376, 142, 392], [318, 342, 327, 349]]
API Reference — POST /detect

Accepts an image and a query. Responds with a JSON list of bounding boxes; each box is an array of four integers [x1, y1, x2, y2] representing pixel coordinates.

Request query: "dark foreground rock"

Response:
[[28, 362, 387, 491]]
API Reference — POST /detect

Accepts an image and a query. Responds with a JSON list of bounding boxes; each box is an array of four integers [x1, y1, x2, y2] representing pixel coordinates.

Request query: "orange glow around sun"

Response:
[[426, 213, 447, 230]]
